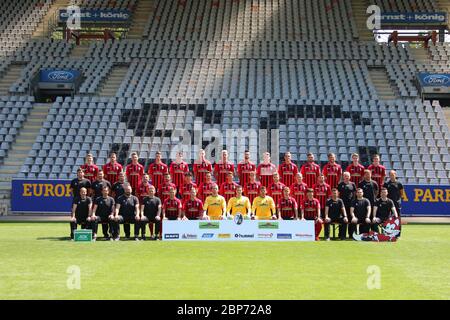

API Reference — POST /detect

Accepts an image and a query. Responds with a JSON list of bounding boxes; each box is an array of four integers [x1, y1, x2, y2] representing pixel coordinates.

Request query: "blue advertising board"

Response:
[[10, 180, 450, 216], [39, 69, 81, 83], [417, 72, 450, 87], [11, 180, 73, 213], [402, 185, 450, 216], [381, 12, 447, 24], [59, 9, 131, 22]]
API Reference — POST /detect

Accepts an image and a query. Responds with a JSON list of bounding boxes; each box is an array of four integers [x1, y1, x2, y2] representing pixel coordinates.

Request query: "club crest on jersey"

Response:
[[234, 213, 243, 225]]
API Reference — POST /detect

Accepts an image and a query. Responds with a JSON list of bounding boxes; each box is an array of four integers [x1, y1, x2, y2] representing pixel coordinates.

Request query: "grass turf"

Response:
[[0, 223, 449, 300]]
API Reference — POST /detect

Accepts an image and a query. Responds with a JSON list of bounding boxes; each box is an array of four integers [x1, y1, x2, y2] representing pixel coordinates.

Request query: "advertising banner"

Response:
[[402, 185, 450, 216], [59, 9, 131, 22], [381, 12, 447, 25]]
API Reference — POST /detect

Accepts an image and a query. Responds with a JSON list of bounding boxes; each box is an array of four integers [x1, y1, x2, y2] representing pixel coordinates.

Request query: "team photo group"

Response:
[[69, 148, 404, 242]]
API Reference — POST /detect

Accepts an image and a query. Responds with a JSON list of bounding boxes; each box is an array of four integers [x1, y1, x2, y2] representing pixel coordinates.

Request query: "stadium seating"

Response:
[[369, 0, 439, 12], [0, 0, 448, 187]]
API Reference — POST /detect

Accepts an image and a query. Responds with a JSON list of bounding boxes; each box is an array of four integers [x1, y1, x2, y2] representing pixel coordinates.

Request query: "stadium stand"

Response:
[[0, 0, 449, 215]]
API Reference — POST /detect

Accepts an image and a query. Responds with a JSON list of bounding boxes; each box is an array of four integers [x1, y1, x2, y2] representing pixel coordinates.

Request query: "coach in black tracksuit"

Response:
[[324, 189, 348, 240], [338, 172, 356, 238], [69, 187, 93, 240], [140, 185, 162, 240], [373, 188, 399, 233], [70, 168, 91, 199], [350, 188, 372, 234], [91, 186, 115, 240], [111, 184, 140, 240], [91, 170, 112, 199], [359, 170, 379, 232]]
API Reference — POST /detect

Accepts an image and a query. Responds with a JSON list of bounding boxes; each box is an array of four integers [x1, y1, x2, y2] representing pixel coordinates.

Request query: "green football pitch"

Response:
[[0, 222, 449, 300]]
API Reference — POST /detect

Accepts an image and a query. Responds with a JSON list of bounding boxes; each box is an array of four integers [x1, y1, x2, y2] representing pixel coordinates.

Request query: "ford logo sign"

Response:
[[423, 74, 450, 86], [48, 71, 74, 81]]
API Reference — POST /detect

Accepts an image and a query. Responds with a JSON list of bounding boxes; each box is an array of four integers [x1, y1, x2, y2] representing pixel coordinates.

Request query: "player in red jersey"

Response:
[[313, 174, 332, 218], [125, 152, 145, 195], [219, 172, 239, 203], [148, 151, 169, 193], [197, 172, 217, 203], [181, 188, 205, 220], [169, 151, 189, 192], [346, 153, 365, 187], [278, 151, 298, 187], [256, 152, 277, 188], [268, 172, 285, 206], [136, 173, 153, 203], [80, 153, 99, 183], [193, 149, 213, 185], [180, 172, 197, 202], [159, 173, 177, 204], [277, 187, 299, 220], [300, 153, 321, 188], [301, 189, 323, 241], [244, 171, 261, 204], [290, 173, 308, 210], [102, 152, 123, 185], [162, 187, 182, 221], [368, 154, 386, 196], [214, 150, 235, 187], [322, 153, 342, 190], [237, 150, 256, 187]]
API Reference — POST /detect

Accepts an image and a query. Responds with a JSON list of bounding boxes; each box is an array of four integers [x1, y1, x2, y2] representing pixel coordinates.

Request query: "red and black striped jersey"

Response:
[[278, 197, 298, 219], [125, 163, 145, 193], [219, 181, 239, 203], [163, 198, 182, 219], [214, 162, 235, 186], [256, 163, 277, 188], [367, 164, 386, 196], [237, 161, 256, 188], [136, 181, 152, 203], [313, 183, 332, 209], [268, 181, 286, 206], [322, 162, 342, 189], [80, 164, 99, 183], [346, 163, 365, 186], [197, 181, 217, 203], [278, 162, 299, 187], [193, 160, 213, 185], [169, 161, 189, 191], [182, 198, 204, 219], [302, 198, 321, 220], [290, 182, 308, 210], [180, 182, 198, 202], [300, 162, 321, 188], [148, 162, 169, 192], [159, 182, 177, 204], [102, 162, 123, 185], [244, 181, 261, 204]]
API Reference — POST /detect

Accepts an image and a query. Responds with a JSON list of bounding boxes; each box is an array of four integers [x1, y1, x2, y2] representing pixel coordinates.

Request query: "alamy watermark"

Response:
[[66, 265, 81, 290]]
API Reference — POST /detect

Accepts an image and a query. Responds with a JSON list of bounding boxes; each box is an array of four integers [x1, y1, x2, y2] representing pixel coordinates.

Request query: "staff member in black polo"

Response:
[[384, 170, 404, 236], [111, 184, 140, 241], [337, 171, 356, 238], [358, 170, 379, 231], [91, 186, 115, 240], [139, 185, 162, 240], [112, 171, 126, 201], [324, 188, 348, 240], [373, 188, 398, 232], [91, 170, 112, 199], [70, 168, 91, 199], [349, 188, 372, 234], [69, 187, 92, 240]]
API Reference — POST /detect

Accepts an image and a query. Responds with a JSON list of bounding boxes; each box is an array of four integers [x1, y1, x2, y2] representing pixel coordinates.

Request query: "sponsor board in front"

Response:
[[257, 233, 274, 239], [164, 233, 180, 239], [234, 234, 255, 239], [201, 233, 214, 239], [258, 222, 279, 229], [218, 233, 231, 239], [199, 222, 220, 229], [277, 233, 292, 240], [181, 234, 197, 240]]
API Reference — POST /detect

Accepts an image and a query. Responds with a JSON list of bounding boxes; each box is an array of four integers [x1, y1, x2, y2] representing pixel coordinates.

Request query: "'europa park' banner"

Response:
[[10, 180, 450, 216]]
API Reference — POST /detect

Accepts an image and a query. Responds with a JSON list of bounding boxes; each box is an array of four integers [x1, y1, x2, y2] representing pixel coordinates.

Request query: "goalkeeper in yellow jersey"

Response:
[[203, 184, 227, 220], [251, 186, 276, 220], [226, 185, 251, 219]]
